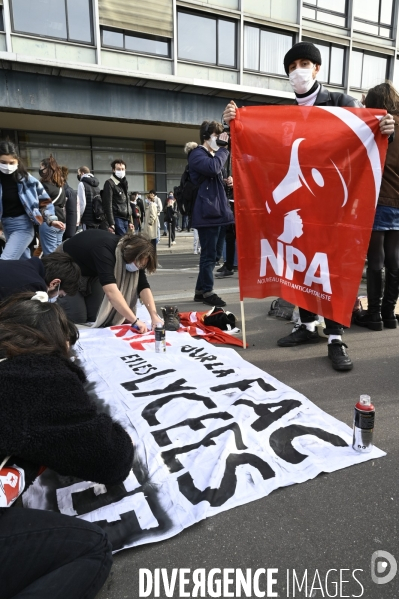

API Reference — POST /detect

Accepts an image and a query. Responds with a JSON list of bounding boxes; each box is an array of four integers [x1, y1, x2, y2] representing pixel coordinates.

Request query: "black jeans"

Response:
[[0, 508, 112, 599], [299, 308, 343, 335], [58, 277, 105, 324]]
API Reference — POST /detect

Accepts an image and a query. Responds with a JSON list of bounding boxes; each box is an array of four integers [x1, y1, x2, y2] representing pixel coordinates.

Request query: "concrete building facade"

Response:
[[0, 0, 398, 197]]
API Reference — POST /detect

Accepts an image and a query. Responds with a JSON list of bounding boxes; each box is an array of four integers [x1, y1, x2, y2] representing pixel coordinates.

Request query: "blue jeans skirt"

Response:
[[373, 204, 399, 231]]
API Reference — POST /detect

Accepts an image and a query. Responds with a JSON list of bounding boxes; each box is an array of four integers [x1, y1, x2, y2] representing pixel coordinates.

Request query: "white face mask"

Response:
[[115, 170, 125, 179], [289, 67, 315, 95], [126, 263, 139, 273], [208, 135, 219, 152], [48, 283, 60, 303], [0, 163, 18, 175]]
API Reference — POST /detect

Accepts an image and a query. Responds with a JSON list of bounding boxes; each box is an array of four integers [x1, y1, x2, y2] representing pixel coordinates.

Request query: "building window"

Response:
[[0, 7, 4, 32], [353, 0, 394, 38], [349, 50, 388, 90], [303, 39, 346, 86], [102, 28, 170, 58], [244, 25, 293, 76], [18, 132, 162, 192], [303, 0, 347, 28], [11, 0, 93, 44], [177, 11, 237, 68]]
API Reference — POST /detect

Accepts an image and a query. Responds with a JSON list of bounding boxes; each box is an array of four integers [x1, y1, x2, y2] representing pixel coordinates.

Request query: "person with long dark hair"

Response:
[[355, 81, 399, 330], [0, 140, 63, 260], [0, 292, 133, 598], [39, 156, 67, 254]]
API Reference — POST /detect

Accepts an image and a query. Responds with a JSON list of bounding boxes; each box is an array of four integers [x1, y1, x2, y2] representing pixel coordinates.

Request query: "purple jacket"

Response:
[[188, 146, 234, 228]]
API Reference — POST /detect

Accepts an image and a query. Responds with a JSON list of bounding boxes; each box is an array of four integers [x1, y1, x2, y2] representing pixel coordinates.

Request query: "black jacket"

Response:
[[102, 176, 132, 225], [64, 182, 78, 238], [42, 181, 66, 222], [305, 84, 362, 108], [81, 174, 101, 227], [0, 353, 134, 507]]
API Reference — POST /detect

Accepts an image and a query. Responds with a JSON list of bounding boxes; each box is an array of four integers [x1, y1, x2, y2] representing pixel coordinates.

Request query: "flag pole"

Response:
[[240, 300, 247, 349]]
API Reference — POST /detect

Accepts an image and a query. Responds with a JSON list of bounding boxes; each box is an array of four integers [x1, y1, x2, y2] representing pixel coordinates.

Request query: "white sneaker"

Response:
[[193, 251, 198, 254], [171, 241, 176, 245]]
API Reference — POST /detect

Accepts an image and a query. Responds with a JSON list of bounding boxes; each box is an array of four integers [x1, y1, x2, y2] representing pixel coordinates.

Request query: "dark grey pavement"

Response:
[[98, 254, 398, 599]]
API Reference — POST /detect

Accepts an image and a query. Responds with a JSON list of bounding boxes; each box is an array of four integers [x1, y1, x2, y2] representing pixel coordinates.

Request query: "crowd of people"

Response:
[[0, 40, 398, 597]]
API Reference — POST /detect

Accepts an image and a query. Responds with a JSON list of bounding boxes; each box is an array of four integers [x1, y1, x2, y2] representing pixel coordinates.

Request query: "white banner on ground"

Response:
[[23, 326, 385, 552]]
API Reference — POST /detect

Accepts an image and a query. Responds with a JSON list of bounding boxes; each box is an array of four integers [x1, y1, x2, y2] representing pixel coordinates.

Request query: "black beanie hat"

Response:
[[283, 42, 322, 75]]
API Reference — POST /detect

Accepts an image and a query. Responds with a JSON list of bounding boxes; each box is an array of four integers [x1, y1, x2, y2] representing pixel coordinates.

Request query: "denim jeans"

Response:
[[182, 215, 189, 231], [0, 213, 34, 260], [114, 217, 129, 236], [196, 226, 221, 296], [216, 226, 226, 262], [0, 507, 112, 599], [40, 222, 64, 255]]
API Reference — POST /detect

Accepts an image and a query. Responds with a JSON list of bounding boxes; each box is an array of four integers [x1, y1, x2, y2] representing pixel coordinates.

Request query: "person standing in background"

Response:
[[102, 159, 134, 235], [0, 140, 60, 260], [164, 195, 177, 245], [77, 166, 104, 230], [61, 166, 78, 240], [143, 193, 159, 250], [130, 192, 142, 232], [148, 189, 163, 243], [39, 156, 67, 254]]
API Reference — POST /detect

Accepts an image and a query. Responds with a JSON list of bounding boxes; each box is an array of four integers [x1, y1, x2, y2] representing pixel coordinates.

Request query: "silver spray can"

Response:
[[155, 323, 166, 353], [352, 394, 375, 453]]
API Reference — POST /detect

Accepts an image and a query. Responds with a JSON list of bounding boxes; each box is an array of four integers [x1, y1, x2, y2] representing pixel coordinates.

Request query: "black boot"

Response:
[[381, 268, 399, 329], [354, 268, 383, 331]]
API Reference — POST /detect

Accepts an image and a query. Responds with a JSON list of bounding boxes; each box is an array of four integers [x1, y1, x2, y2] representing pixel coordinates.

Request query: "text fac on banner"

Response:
[[231, 106, 388, 326]]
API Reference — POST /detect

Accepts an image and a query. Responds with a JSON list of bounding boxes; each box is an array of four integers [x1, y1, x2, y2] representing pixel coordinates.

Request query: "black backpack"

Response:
[[94, 191, 106, 221], [174, 165, 204, 217]]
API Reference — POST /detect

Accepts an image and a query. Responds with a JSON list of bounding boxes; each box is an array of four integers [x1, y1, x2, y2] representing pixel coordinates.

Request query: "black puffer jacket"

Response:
[[81, 174, 102, 227], [0, 353, 134, 515]]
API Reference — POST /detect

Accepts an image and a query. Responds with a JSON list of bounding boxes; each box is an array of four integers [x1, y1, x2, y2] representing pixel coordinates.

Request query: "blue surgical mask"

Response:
[[126, 263, 139, 273]]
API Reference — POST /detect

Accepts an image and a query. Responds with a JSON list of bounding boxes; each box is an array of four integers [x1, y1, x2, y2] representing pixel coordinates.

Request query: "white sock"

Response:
[[328, 335, 342, 344], [303, 321, 317, 332]]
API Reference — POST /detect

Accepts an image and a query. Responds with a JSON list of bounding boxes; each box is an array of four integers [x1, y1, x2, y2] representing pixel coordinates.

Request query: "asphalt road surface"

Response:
[[97, 254, 398, 599]]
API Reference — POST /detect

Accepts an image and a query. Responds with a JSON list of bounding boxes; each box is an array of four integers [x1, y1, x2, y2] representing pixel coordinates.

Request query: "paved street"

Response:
[[98, 251, 398, 599]]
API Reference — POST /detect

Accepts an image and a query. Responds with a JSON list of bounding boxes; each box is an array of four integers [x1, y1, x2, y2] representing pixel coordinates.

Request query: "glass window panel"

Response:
[[0, 9, 4, 31], [302, 7, 316, 19], [92, 138, 150, 151], [102, 29, 123, 48], [12, 0, 67, 39], [244, 25, 259, 70], [330, 46, 344, 85], [178, 12, 216, 64], [66, 0, 92, 43], [318, 0, 346, 12], [354, 20, 379, 35], [260, 30, 291, 75], [349, 50, 363, 88], [304, 0, 316, 5], [125, 34, 169, 56], [353, 0, 379, 22], [362, 54, 387, 88], [18, 132, 91, 147], [218, 20, 236, 67], [379, 27, 391, 37], [93, 151, 146, 172], [313, 43, 330, 83], [380, 0, 393, 24], [317, 12, 346, 26], [166, 157, 187, 174], [19, 147, 91, 171]]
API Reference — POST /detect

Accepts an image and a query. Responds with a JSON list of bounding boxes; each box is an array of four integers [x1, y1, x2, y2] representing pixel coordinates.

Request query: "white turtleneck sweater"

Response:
[[296, 84, 320, 107]]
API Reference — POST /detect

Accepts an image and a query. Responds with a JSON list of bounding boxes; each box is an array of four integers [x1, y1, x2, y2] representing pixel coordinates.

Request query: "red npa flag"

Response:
[[231, 106, 388, 326]]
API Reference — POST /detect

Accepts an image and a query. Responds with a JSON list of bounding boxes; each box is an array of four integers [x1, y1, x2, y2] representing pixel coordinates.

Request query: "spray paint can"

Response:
[[352, 394, 375, 453], [155, 323, 166, 353]]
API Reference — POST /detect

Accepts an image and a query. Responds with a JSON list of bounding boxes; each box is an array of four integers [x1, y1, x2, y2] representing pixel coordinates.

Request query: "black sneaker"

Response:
[[328, 340, 353, 371], [203, 294, 226, 307], [277, 324, 320, 347], [214, 261, 221, 268], [194, 293, 204, 302], [216, 265, 224, 272], [215, 267, 234, 278], [162, 305, 180, 331]]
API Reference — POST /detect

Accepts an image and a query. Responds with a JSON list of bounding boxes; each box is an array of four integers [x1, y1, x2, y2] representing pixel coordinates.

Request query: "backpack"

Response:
[[94, 191, 106, 221], [174, 165, 204, 217]]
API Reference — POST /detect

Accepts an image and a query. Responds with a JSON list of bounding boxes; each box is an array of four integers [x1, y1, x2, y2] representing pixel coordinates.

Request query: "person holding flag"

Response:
[[223, 41, 395, 371]]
